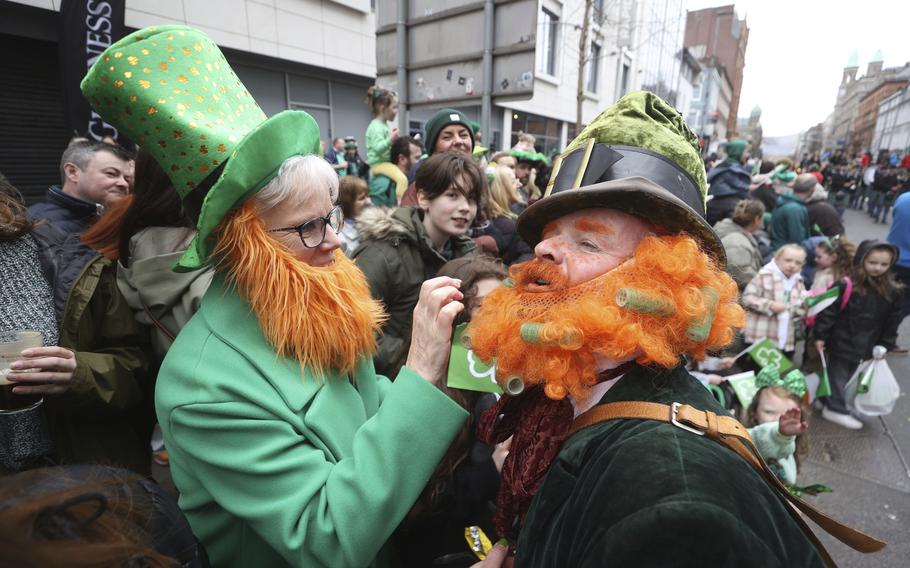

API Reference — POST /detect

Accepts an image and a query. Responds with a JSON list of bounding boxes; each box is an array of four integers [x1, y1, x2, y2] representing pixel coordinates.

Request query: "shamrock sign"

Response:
[[447, 324, 502, 394]]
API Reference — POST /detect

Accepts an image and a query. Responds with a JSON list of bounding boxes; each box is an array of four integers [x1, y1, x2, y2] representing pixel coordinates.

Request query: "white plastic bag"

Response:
[[846, 346, 901, 416]]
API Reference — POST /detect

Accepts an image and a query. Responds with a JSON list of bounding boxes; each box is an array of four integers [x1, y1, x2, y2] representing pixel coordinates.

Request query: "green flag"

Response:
[[806, 286, 840, 318], [816, 348, 832, 398], [446, 324, 502, 394], [747, 338, 793, 371], [727, 371, 759, 408]]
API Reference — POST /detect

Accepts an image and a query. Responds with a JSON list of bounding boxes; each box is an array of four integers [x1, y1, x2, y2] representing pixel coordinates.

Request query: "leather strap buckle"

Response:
[[670, 402, 704, 436]]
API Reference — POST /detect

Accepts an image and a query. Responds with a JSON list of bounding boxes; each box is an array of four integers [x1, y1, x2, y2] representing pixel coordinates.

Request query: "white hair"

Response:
[[254, 154, 339, 212]]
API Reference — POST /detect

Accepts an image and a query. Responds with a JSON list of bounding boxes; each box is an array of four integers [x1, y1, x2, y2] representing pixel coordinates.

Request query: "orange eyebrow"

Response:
[[574, 219, 613, 234]]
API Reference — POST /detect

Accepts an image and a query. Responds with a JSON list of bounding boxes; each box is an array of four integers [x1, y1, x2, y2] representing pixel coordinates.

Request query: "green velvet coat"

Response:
[[517, 364, 824, 567], [155, 275, 468, 568]]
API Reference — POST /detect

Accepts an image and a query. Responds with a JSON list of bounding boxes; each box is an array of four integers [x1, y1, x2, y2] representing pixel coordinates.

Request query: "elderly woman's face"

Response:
[[259, 187, 341, 267]]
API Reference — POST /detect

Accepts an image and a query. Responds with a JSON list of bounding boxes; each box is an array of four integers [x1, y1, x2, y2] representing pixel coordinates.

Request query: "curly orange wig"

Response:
[[467, 234, 745, 401], [214, 201, 386, 376]]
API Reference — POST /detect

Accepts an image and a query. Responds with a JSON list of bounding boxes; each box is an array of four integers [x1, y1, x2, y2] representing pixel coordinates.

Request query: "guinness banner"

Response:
[[59, 0, 127, 143]]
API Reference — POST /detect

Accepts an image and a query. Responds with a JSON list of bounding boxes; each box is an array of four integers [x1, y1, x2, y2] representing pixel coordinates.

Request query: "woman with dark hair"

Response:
[[393, 256, 509, 567], [354, 152, 485, 376]]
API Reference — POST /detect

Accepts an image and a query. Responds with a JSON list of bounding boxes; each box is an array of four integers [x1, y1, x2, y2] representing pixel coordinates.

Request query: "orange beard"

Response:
[[467, 235, 745, 401], [213, 202, 386, 376]]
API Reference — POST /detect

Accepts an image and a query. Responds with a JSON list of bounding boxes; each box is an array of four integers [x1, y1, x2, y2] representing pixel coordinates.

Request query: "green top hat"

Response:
[[516, 91, 725, 264], [81, 25, 321, 271]]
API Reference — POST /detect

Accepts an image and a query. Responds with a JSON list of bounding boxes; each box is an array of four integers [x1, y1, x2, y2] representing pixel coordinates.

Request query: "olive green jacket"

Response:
[[46, 253, 153, 474], [517, 364, 824, 567], [352, 207, 474, 376], [155, 275, 468, 568]]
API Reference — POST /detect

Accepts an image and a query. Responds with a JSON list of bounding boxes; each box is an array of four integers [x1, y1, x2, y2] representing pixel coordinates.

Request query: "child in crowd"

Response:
[[392, 255, 509, 567], [336, 176, 371, 255], [743, 243, 808, 359], [814, 240, 904, 429], [744, 366, 809, 485], [365, 86, 407, 199], [811, 236, 856, 292], [511, 131, 536, 153]]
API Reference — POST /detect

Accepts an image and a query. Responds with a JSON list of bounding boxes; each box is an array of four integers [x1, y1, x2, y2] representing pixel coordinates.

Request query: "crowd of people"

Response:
[[0, 24, 895, 567]]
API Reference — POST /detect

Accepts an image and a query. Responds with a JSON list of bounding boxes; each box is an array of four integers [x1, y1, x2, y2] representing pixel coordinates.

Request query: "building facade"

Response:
[[1, 0, 377, 203], [686, 61, 732, 156], [854, 74, 909, 156], [871, 87, 910, 157], [683, 4, 748, 138]]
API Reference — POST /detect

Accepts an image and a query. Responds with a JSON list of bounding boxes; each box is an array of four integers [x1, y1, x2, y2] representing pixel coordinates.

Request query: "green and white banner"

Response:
[[446, 324, 502, 394]]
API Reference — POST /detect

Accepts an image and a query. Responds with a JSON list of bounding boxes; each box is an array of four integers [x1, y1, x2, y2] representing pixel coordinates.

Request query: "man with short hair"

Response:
[[29, 139, 132, 234], [469, 92, 879, 568], [369, 136, 421, 206], [324, 137, 347, 174], [769, 173, 813, 251]]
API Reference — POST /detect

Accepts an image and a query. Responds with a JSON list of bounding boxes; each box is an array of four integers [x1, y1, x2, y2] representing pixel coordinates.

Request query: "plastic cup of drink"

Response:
[[0, 330, 44, 386]]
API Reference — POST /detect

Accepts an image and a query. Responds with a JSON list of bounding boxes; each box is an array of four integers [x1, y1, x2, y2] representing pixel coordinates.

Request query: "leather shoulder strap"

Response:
[[570, 401, 886, 568]]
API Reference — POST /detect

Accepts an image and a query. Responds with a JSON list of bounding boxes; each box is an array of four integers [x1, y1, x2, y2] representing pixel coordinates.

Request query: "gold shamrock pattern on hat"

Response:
[[82, 26, 267, 196]]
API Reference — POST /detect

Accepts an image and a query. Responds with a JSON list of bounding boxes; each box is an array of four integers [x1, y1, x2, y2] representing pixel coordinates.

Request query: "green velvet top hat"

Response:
[[80, 25, 320, 271], [517, 91, 725, 264]]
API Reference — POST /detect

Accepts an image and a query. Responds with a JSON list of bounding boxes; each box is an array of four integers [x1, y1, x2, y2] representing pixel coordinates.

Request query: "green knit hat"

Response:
[[80, 25, 321, 271], [517, 91, 724, 263], [424, 108, 474, 155], [725, 139, 749, 163]]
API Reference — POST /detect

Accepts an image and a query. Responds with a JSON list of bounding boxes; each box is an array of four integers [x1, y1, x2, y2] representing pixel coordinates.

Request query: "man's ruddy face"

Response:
[[531, 209, 653, 290], [435, 124, 473, 154], [69, 150, 131, 207], [515, 162, 532, 184]]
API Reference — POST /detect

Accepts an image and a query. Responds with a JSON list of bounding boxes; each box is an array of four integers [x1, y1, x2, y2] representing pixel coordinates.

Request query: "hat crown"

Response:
[[81, 25, 267, 196]]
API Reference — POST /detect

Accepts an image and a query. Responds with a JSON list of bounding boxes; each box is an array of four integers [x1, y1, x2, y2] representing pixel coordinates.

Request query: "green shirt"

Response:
[[366, 118, 391, 165]]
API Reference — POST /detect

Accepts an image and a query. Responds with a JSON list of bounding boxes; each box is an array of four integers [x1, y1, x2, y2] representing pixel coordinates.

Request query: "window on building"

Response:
[[586, 42, 601, 93], [511, 110, 561, 158], [620, 63, 630, 96], [537, 8, 558, 76], [692, 82, 702, 102]]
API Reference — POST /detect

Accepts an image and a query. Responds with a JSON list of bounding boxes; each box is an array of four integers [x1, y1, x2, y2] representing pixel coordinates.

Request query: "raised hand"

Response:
[[778, 407, 808, 437], [406, 277, 464, 385]]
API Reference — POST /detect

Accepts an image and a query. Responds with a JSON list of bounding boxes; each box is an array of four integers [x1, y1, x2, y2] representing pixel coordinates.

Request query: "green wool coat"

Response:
[[517, 364, 824, 568], [155, 275, 468, 568]]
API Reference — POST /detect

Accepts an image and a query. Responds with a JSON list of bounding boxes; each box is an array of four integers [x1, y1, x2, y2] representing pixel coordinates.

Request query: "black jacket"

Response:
[[490, 216, 533, 266], [28, 186, 100, 235], [806, 199, 845, 237], [706, 161, 752, 225], [814, 278, 902, 362]]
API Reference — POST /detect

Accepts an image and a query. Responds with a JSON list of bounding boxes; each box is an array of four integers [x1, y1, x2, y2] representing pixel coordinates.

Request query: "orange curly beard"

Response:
[[213, 202, 386, 376], [467, 235, 744, 401]]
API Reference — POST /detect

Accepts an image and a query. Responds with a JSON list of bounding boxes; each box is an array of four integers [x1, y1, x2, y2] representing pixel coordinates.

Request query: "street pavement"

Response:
[[800, 207, 910, 567]]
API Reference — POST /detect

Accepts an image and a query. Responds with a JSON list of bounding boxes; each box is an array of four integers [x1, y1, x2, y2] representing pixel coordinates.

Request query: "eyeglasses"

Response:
[[266, 206, 344, 248]]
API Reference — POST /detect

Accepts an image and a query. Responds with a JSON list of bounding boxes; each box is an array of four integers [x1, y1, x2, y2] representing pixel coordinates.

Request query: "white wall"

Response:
[[8, 0, 377, 78]]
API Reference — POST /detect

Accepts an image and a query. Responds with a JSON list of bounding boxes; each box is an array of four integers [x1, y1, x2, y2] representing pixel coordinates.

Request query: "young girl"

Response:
[[336, 176, 371, 255], [814, 240, 904, 429], [811, 235, 855, 292], [744, 366, 809, 484], [743, 243, 808, 358], [364, 86, 407, 199]]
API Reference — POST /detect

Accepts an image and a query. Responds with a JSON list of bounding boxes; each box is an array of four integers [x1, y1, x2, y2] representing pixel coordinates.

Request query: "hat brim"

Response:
[[176, 110, 321, 271], [517, 176, 726, 264]]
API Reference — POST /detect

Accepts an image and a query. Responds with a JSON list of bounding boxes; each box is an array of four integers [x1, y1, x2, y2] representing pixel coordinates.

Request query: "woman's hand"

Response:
[[6, 346, 77, 395], [406, 277, 464, 385]]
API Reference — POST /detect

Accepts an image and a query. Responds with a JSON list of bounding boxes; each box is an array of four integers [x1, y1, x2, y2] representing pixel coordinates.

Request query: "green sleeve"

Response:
[[366, 119, 392, 165], [747, 421, 795, 463], [167, 368, 467, 568], [50, 264, 150, 415]]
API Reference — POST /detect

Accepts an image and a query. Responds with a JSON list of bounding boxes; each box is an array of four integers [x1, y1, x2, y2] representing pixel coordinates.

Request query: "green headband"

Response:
[[756, 366, 807, 398]]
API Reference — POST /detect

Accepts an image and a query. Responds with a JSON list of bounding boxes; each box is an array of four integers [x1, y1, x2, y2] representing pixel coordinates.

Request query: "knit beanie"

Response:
[[424, 108, 475, 155]]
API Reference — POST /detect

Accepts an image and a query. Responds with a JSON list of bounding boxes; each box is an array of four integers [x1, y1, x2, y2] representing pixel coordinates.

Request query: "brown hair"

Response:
[[0, 175, 34, 242], [743, 385, 809, 471], [415, 152, 488, 210], [816, 236, 856, 282], [731, 199, 765, 228], [853, 244, 903, 302], [0, 467, 178, 567], [366, 85, 396, 117], [337, 176, 369, 220]]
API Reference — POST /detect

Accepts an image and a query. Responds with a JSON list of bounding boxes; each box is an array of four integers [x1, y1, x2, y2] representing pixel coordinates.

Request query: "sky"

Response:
[[686, 0, 910, 137]]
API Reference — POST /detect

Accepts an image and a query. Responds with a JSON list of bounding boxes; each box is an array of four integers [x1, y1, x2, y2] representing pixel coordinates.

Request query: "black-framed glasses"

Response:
[[267, 206, 344, 248]]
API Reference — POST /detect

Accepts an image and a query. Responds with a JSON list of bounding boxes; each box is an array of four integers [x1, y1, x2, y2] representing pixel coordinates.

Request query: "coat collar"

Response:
[[199, 273, 369, 411]]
